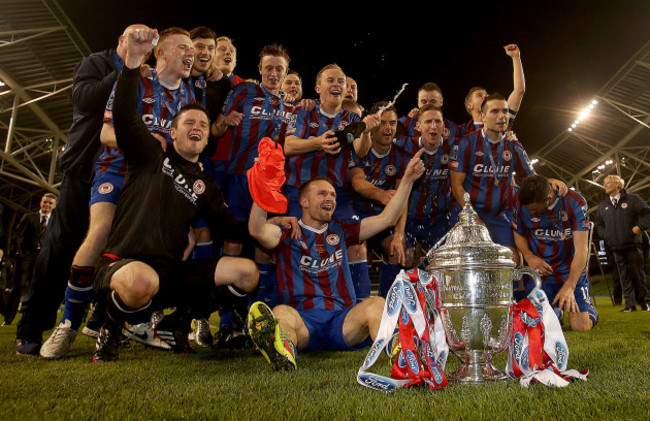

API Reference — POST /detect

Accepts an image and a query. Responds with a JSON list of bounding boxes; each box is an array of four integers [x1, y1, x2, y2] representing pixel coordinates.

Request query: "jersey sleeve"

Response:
[[450, 137, 469, 173]]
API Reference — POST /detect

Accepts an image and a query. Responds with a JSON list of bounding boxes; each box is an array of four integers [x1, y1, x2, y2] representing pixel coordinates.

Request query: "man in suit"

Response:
[[4, 193, 56, 325]]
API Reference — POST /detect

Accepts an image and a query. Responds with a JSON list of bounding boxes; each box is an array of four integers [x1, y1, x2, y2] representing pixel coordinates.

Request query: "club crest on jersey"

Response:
[[385, 165, 396, 176], [440, 154, 449, 164], [503, 150, 512, 161], [98, 183, 113, 194], [326, 234, 340, 246], [193, 179, 205, 195]]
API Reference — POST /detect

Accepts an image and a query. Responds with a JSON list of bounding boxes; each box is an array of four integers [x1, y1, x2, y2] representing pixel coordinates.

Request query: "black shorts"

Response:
[[94, 254, 223, 310]]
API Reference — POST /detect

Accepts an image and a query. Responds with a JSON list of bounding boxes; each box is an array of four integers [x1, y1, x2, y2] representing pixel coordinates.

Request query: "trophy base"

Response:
[[447, 361, 508, 383]]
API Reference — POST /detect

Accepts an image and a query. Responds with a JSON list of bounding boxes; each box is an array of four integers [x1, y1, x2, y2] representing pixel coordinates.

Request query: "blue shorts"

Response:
[[519, 272, 599, 325], [89, 170, 125, 206], [223, 174, 253, 222], [286, 185, 357, 221], [477, 210, 515, 248], [298, 307, 372, 351], [405, 207, 460, 250]]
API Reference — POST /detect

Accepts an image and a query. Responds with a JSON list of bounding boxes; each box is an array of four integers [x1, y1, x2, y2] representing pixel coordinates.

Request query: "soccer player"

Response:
[[282, 69, 303, 101], [39, 26, 197, 359], [513, 174, 598, 330], [282, 63, 381, 298], [247, 148, 426, 371], [346, 76, 358, 102], [458, 44, 525, 137], [92, 26, 257, 362], [399, 82, 457, 141], [210, 44, 298, 346], [214, 36, 243, 85], [450, 93, 535, 254], [396, 104, 459, 269], [351, 102, 411, 298]]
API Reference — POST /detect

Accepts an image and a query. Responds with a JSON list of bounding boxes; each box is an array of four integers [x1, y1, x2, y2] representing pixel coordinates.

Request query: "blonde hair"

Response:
[[604, 174, 625, 190]]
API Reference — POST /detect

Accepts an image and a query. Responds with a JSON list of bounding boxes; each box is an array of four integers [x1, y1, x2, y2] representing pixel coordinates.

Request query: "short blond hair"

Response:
[[604, 174, 625, 190], [316, 64, 345, 86]]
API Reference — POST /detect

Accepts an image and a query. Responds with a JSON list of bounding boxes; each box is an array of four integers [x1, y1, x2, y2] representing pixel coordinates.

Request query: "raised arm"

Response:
[[249, 202, 283, 250], [505, 44, 525, 113], [359, 149, 425, 241]]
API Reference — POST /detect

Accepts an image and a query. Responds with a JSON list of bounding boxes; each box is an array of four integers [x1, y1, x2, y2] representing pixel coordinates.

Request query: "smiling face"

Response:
[[259, 55, 288, 95], [372, 110, 398, 150], [192, 37, 215, 74], [300, 179, 337, 227], [215, 39, 236, 75], [282, 73, 302, 100], [158, 33, 195, 79], [171, 108, 210, 162], [316, 67, 347, 111], [40, 195, 56, 215]]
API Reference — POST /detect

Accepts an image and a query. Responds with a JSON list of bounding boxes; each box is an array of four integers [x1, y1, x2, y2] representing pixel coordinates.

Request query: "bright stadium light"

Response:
[[567, 99, 598, 132]]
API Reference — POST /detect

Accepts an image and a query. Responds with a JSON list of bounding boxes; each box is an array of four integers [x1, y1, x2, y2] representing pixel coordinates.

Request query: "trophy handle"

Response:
[[515, 266, 542, 290]]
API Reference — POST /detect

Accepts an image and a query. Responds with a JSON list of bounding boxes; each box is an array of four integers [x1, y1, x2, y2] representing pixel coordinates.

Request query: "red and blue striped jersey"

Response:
[[450, 129, 535, 217], [274, 219, 361, 310], [99, 75, 195, 176], [395, 136, 456, 220], [352, 145, 410, 217], [222, 82, 298, 175], [513, 190, 590, 285], [284, 102, 361, 189]]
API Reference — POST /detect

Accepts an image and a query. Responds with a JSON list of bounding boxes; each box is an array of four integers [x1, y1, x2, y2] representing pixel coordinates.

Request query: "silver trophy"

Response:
[[426, 194, 541, 382]]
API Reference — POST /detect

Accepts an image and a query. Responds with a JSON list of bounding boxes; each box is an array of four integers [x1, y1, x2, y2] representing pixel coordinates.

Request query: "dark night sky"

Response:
[[57, 0, 650, 155]]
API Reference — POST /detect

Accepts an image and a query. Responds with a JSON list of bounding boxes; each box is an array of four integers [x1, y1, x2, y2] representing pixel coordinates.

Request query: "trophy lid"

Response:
[[426, 193, 515, 270]]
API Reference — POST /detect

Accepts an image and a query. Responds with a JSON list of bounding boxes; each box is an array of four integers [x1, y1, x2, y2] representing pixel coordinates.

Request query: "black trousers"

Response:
[[16, 175, 91, 342], [613, 246, 650, 308], [4, 253, 36, 323]]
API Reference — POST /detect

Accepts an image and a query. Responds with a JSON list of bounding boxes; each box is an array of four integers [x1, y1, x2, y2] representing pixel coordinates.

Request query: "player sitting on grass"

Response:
[[246, 148, 426, 371]]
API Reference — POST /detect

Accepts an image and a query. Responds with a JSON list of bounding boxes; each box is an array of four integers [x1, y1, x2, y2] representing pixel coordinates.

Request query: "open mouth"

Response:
[[183, 59, 193, 70], [189, 133, 202, 142], [322, 203, 333, 212], [198, 57, 210, 64]]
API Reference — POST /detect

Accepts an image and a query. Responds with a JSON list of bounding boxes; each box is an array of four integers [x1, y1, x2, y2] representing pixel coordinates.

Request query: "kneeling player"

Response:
[[512, 174, 598, 331], [247, 150, 425, 371], [92, 27, 257, 361]]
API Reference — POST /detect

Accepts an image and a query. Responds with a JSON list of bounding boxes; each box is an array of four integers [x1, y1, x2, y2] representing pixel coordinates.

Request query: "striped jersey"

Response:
[[395, 136, 455, 220], [221, 82, 298, 175], [284, 101, 361, 189], [98, 74, 195, 176], [513, 190, 590, 284], [274, 219, 361, 310], [450, 129, 535, 217], [352, 144, 410, 217]]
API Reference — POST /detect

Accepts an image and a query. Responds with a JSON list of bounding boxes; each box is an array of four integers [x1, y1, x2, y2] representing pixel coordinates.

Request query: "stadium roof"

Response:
[[0, 0, 90, 213], [530, 39, 650, 212]]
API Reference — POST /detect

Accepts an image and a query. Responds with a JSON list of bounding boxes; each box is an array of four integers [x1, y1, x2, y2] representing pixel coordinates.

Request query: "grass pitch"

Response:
[[1, 289, 649, 420]]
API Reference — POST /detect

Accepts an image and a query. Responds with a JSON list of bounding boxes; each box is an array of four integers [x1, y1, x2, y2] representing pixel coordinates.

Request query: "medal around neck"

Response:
[[426, 193, 542, 382]]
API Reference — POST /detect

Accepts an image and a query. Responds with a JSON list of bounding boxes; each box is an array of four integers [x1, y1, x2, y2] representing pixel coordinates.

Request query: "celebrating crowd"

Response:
[[8, 22, 650, 371]]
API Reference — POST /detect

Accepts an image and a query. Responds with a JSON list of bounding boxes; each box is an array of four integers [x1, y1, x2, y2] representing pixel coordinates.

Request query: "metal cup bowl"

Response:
[[426, 194, 541, 382]]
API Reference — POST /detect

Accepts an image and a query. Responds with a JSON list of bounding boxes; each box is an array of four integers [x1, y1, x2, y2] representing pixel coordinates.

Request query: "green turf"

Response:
[[1, 302, 648, 421]]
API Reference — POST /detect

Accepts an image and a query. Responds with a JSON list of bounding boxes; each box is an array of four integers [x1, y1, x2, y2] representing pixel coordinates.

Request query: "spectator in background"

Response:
[[596, 174, 650, 312], [5, 193, 56, 326]]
